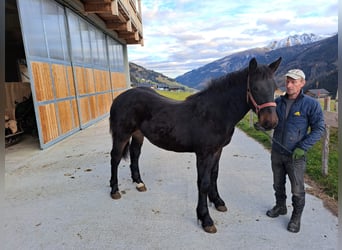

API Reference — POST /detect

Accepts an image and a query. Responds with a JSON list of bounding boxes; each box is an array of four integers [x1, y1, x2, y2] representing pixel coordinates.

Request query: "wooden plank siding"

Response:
[[75, 67, 112, 126], [79, 97, 91, 125], [97, 93, 112, 116], [31, 62, 59, 143], [30, 61, 127, 146], [38, 103, 59, 143], [111, 72, 127, 100], [67, 66, 76, 96], [71, 99, 80, 128], [57, 100, 74, 134], [86, 68, 96, 93], [94, 69, 112, 117], [30, 62, 80, 144], [94, 69, 111, 92], [74, 66, 92, 125], [89, 95, 98, 120], [31, 62, 54, 101], [52, 64, 80, 135], [52, 64, 69, 98], [111, 72, 127, 89], [75, 67, 88, 95]]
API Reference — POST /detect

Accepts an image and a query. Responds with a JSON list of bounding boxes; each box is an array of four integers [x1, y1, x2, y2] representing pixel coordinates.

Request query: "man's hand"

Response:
[[292, 148, 305, 160]]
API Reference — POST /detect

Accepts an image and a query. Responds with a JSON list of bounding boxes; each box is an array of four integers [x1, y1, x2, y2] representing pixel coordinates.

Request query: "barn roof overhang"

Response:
[[59, 0, 144, 45]]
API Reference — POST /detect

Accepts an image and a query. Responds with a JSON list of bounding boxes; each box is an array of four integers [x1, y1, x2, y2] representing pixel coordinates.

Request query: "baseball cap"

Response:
[[285, 69, 305, 80]]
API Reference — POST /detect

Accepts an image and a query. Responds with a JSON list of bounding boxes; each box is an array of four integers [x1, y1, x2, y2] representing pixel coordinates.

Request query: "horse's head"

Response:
[[247, 57, 282, 130]]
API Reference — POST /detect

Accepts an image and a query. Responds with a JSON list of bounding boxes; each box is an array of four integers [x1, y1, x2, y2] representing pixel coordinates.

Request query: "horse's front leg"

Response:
[[196, 152, 220, 233], [208, 149, 227, 212], [130, 132, 146, 192]]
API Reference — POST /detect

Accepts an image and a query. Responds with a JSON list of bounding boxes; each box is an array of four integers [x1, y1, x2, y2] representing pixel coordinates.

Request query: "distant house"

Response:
[[132, 82, 154, 88], [305, 89, 330, 98], [157, 84, 170, 90], [156, 84, 185, 91], [169, 86, 185, 92]]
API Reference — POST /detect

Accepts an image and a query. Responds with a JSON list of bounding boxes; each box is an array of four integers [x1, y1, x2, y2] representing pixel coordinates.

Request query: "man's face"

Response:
[[285, 77, 305, 99]]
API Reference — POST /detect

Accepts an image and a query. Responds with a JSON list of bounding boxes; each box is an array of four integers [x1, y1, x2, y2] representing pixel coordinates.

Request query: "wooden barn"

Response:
[[5, 0, 143, 149], [305, 88, 330, 98]]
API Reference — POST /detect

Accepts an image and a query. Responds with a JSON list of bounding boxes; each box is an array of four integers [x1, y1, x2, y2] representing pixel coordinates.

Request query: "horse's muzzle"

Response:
[[258, 107, 278, 130]]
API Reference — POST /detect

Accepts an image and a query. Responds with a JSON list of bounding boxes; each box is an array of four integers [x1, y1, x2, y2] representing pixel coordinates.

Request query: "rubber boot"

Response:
[[266, 202, 287, 218], [287, 196, 304, 233], [287, 209, 302, 233]]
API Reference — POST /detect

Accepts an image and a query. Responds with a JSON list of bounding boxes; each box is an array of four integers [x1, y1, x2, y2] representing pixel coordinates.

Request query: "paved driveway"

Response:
[[4, 119, 338, 250]]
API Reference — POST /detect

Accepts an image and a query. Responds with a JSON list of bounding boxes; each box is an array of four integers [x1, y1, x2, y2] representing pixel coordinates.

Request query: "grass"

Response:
[[158, 90, 338, 201], [156, 90, 193, 100], [306, 127, 338, 199]]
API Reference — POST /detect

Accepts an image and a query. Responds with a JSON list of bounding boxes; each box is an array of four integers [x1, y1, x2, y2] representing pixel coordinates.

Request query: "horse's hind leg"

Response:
[[208, 148, 227, 212], [208, 165, 227, 212], [130, 130, 147, 192], [110, 138, 129, 199]]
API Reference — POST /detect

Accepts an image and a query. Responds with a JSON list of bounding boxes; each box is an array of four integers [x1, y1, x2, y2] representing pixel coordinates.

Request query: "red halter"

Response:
[[246, 76, 276, 114]]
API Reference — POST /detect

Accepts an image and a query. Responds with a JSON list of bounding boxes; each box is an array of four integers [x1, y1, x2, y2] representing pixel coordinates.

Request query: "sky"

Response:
[[127, 0, 338, 78]]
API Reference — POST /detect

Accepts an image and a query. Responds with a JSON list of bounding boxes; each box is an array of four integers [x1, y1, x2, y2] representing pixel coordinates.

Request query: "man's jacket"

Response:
[[272, 91, 325, 155]]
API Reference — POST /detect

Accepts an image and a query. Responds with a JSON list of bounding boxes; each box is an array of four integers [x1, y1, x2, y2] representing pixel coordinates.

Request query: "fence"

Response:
[[322, 97, 338, 176]]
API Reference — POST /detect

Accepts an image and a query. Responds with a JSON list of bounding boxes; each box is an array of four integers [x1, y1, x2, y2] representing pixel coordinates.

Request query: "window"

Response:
[[42, 0, 69, 60], [108, 38, 124, 72], [18, 0, 48, 57]]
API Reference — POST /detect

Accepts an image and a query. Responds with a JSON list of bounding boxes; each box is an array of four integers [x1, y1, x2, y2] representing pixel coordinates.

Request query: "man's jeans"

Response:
[[271, 150, 306, 211]]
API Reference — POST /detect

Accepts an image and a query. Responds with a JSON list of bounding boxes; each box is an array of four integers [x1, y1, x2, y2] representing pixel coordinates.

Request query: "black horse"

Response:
[[109, 57, 282, 233]]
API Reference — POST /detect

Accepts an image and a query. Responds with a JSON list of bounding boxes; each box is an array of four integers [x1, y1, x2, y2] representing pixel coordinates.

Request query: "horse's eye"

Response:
[[252, 86, 259, 92]]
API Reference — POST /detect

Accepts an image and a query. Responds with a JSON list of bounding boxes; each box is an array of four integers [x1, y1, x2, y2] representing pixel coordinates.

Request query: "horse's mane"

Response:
[[186, 67, 248, 101]]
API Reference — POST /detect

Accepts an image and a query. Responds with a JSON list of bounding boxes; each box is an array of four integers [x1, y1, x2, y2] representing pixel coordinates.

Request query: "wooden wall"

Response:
[[30, 61, 127, 145]]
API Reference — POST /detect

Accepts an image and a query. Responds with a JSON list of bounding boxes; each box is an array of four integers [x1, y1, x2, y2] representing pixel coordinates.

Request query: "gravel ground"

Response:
[[4, 119, 338, 250]]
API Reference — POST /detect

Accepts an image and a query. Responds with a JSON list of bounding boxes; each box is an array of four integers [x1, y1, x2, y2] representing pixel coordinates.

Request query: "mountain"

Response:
[[175, 34, 338, 98], [265, 33, 324, 50], [129, 62, 190, 90]]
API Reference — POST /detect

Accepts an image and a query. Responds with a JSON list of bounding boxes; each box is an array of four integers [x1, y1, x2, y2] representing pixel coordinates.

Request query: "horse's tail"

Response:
[[109, 116, 114, 135], [109, 116, 130, 160]]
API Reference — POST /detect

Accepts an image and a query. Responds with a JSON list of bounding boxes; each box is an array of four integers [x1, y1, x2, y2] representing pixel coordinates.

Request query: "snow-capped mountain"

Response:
[[265, 33, 325, 50], [175, 34, 337, 97]]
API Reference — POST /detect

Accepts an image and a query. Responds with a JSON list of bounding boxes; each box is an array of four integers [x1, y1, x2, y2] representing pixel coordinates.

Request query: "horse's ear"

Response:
[[249, 58, 257, 71], [269, 57, 282, 73]]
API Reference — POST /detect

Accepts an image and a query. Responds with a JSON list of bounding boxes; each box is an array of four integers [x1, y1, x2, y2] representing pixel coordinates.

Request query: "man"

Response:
[[266, 69, 325, 233]]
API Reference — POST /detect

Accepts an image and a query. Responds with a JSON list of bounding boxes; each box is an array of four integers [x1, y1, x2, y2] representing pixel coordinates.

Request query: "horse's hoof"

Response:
[[136, 182, 147, 192], [216, 205, 228, 212], [111, 191, 121, 199], [203, 225, 217, 234]]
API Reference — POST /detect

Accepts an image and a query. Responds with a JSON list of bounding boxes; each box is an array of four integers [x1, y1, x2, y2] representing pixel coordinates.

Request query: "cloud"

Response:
[[128, 0, 338, 78]]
